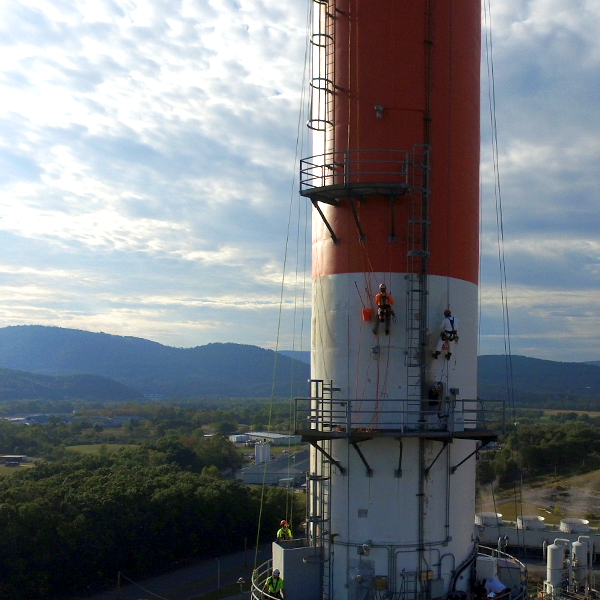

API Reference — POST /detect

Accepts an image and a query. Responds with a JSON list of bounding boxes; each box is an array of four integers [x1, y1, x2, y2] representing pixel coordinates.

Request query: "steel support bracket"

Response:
[[347, 193, 366, 242], [450, 445, 480, 474], [311, 199, 339, 245], [351, 442, 373, 477], [389, 195, 396, 242], [311, 441, 346, 475], [394, 439, 403, 478], [424, 440, 449, 475]]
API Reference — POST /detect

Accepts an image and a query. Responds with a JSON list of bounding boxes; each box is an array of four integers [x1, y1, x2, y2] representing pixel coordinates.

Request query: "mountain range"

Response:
[[1, 325, 600, 403], [0, 326, 309, 400], [0, 366, 143, 402]]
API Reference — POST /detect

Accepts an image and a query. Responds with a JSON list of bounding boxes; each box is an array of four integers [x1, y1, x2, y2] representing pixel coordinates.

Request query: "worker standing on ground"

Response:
[[263, 568, 285, 599], [432, 309, 459, 360], [373, 283, 395, 335], [277, 520, 292, 541]]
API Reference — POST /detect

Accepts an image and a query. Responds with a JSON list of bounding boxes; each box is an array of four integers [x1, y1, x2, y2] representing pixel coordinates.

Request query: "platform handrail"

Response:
[[251, 558, 274, 599], [294, 397, 505, 436], [300, 148, 410, 193]]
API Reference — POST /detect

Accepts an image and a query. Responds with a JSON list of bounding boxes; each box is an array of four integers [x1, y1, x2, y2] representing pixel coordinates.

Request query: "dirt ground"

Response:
[[476, 469, 600, 526]]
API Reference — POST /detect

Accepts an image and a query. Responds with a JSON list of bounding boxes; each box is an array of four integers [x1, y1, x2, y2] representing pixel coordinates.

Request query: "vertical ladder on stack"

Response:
[[405, 145, 431, 425], [306, 379, 334, 599], [308, 0, 336, 155]]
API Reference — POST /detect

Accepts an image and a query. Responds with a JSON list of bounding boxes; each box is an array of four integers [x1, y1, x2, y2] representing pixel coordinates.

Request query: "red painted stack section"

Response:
[[313, 0, 480, 285]]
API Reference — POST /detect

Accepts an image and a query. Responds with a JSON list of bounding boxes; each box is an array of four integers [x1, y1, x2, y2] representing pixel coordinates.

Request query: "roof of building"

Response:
[[241, 449, 309, 475], [247, 432, 301, 440]]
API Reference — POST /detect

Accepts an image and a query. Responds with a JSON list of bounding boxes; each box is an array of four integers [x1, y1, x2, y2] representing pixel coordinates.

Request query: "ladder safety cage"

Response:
[[405, 144, 431, 415], [309, 0, 336, 134], [304, 379, 334, 599]]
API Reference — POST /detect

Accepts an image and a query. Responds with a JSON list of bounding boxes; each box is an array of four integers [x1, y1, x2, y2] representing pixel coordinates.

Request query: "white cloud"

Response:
[[0, 0, 598, 364]]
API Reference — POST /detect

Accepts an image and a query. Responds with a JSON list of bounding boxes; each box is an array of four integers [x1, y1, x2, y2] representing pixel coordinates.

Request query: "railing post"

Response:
[[346, 400, 351, 435], [344, 151, 349, 187]]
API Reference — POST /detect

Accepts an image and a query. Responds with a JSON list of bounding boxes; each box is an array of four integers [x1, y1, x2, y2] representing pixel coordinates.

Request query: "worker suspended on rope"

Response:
[[277, 520, 292, 541], [432, 309, 459, 360], [373, 284, 395, 335]]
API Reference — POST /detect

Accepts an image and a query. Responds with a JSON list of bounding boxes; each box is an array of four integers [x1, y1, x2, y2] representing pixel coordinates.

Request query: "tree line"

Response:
[[477, 415, 600, 486], [0, 440, 299, 599]]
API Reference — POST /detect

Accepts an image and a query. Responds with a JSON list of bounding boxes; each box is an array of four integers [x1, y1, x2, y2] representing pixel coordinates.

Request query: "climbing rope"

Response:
[[254, 0, 313, 568], [482, 0, 523, 553]]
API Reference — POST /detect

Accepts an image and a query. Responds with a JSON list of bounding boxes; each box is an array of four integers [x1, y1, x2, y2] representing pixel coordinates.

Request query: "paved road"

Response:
[[76, 545, 271, 600]]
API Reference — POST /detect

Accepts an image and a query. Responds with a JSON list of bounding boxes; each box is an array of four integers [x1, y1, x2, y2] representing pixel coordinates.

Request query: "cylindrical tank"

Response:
[[254, 442, 271, 465], [572, 540, 588, 588], [560, 518, 590, 533], [307, 1, 481, 599], [517, 515, 546, 530], [546, 544, 564, 586], [475, 513, 503, 527]]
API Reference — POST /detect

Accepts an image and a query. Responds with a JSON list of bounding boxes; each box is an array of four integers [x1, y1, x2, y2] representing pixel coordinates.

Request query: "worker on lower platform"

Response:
[[277, 520, 292, 541], [432, 309, 459, 360], [482, 578, 508, 600], [263, 569, 285, 599], [427, 381, 443, 417], [373, 283, 395, 335]]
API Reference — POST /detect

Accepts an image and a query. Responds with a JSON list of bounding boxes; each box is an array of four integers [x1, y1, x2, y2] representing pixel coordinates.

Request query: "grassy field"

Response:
[[477, 469, 600, 528], [0, 462, 36, 476], [541, 409, 600, 417], [67, 443, 138, 455]]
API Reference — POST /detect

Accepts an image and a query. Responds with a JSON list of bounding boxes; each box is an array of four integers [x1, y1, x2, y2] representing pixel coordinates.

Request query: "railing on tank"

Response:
[[478, 545, 528, 600], [251, 558, 273, 600], [299, 149, 410, 194], [294, 397, 505, 438]]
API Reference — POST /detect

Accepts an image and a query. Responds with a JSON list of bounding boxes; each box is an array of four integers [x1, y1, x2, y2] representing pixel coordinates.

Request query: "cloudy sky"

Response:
[[0, 0, 598, 362]]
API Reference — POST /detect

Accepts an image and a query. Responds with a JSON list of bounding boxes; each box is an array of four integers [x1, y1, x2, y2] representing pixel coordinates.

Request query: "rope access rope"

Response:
[[254, 0, 313, 567], [483, 0, 522, 551]]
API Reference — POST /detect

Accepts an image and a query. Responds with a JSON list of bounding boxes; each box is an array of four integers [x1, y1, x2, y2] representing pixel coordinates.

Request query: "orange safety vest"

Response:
[[375, 293, 394, 307]]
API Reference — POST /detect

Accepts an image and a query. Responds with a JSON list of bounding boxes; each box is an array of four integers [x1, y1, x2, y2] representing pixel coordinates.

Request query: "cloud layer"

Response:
[[0, 0, 599, 361], [479, 0, 600, 360], [0, 0, 312, 351]]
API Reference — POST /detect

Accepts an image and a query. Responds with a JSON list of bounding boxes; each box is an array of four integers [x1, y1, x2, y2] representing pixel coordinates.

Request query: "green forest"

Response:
[[477, 411, 600, 486], [3, 396, 600, 599], [0, 398, 302, 599]]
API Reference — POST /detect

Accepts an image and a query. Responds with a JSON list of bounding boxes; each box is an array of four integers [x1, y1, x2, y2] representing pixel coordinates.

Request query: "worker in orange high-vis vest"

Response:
[[373, 283, 395, 336]]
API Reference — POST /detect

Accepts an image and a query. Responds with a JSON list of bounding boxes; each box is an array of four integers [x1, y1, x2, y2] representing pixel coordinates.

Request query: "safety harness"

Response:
[[440, 317, 458, 342]]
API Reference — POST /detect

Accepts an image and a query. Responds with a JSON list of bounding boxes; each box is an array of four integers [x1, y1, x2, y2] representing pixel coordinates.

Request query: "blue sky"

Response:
[[0, 0, 599, 362]]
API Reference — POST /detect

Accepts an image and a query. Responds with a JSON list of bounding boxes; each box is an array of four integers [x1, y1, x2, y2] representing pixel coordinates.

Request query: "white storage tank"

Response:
[[560, 518, 590, 533], [572, 540, 588, 588], [517, 515, 546, 530], [475, 512, 503, 527], [255, 441, 271, 464], [546, 543, 564, 586]]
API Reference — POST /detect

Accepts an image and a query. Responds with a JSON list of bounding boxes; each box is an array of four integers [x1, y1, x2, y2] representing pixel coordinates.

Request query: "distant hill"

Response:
[[0, 366, 143, 401], [0, 326, 310, 399], [279, 350, 310, 364], [478, 355, 600, 402], [1, 326, 599, 404]]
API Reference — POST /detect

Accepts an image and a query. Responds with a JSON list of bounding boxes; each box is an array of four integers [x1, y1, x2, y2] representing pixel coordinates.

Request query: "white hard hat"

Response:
[[273, 569, 280, 576]]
